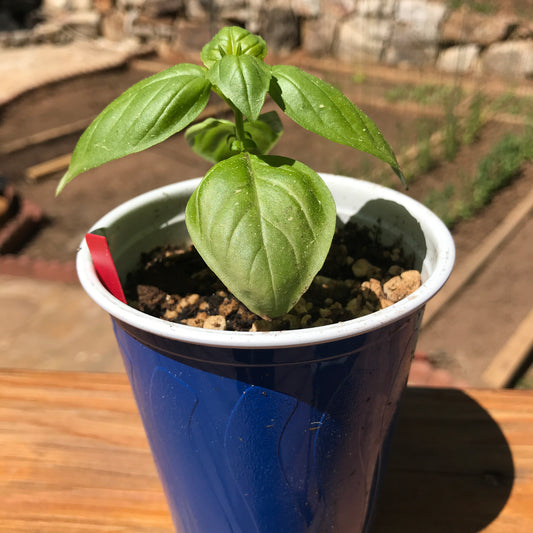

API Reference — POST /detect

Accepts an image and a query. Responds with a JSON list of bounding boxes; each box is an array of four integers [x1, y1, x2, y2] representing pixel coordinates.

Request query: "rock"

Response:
[[184, 0, 209, 20], [436, 44, 480, 73], [312, 317, 333, 327], [203, 315, 227, 330], [182, 293, 200, 308], [256, 7, 300, 52], [213, 0, 247, 22], [163, 308, 178, 320], [173, 19, 215, 50], [481, 41, 533, 79], [218, 297, 239, 317], [73, 0, 93, 8], [183, 314, 208, 328], [441, 5, 481, 43], [301, 15, 338, 56], [250, 319, 273, 332], [336, 15, 391, 62], [346, 296, 363, 316], [385, 42, 438, 66], [290, 0, 321, 18], [320, 0, 358, 19], [440, 5, 517, 45], [94, 0, 114, 14], [45, 0, 93, 10], [472, 16, 517, 46], [383, 270, 421, 303], [131, 13, 175, 41], [117, 0, 147, 9], [385, 0, 448, 66], [214, 0, 245, 9], [387, 265, 404, 277], [356, 0, 396, 17], [394, 0, 448, 42], [137, 285, 166, 310], [143, 0, 184, 18], [362, 278, 393, 309], [42, 0, 70, 11], [101, 10, 128, 41], [513, 20, 533, 40], [351, 258, 381, 279]]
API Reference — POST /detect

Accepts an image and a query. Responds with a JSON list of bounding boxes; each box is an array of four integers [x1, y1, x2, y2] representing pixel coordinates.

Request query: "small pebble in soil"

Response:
[[125, 221, 421, 332]]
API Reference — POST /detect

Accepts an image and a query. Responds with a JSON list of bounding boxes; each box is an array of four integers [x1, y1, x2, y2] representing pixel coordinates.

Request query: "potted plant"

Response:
[[57, 27, 454, 533]]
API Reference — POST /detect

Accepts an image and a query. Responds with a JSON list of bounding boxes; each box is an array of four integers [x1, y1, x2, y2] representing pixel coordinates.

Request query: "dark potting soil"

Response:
[[124, 221, 421, 332]]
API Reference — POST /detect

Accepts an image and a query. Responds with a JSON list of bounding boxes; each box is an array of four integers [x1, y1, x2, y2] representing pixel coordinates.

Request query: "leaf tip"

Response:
[[55, 170, 73, 196], [394, 166, 408, 190]]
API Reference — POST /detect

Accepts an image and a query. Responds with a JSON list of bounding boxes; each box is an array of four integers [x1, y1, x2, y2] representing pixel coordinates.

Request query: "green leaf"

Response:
[[185, 111, 283, 163], [185, 152, 336, 318], [201, 26, 267, 68], [209, 55, 271, 121], [56, 63, 211, 194], [246, 111, 283, 154], [270, 65, 406, 185], [185, 118, 238, 163]]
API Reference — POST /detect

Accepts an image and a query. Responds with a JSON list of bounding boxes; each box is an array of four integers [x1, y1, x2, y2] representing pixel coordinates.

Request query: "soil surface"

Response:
[[1, 55, 531, 386], [126, 222, 420, 331]]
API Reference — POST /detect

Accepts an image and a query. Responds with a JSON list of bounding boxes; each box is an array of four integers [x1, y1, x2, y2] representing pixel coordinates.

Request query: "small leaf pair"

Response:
[[185, 112, 283, 163]]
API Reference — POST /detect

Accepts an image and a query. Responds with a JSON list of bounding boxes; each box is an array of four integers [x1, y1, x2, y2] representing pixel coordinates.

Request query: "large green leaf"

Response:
[[270, 65, 405, 185], [201, 26, 267, 68], [56, 64, 211, 194], [208, 55, 271, 121], [185, 153, 336, 318], [185, 111, 283, 163]]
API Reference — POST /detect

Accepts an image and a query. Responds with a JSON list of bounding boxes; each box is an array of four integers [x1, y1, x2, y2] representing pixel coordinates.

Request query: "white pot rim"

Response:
[[77, 175, 455, 349]]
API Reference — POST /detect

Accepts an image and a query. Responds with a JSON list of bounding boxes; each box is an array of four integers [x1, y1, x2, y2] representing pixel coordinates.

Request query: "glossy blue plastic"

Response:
[[77, 176, 454, 532], [113, 307, 423, 533]]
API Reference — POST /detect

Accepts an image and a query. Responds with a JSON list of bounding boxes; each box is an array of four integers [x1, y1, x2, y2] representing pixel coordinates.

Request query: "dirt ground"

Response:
[[1, 57, 532, 386]]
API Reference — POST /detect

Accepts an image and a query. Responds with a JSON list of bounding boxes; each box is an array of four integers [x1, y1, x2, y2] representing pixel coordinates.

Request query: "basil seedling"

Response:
[[57, 26, 404, 319]]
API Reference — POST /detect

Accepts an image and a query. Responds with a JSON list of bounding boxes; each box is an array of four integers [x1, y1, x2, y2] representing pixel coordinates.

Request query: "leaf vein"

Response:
[[246, 155, 278, 303], [262, 177, 318, 241]]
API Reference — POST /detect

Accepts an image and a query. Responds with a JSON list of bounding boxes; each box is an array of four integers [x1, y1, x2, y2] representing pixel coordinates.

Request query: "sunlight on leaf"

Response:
[[270, 65, 405, 186], [56, 64, 211, 194], [185, 153, 336, 318]]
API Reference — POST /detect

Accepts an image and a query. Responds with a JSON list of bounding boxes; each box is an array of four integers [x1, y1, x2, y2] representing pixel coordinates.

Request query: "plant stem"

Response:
[[234, 108, 246, 146]]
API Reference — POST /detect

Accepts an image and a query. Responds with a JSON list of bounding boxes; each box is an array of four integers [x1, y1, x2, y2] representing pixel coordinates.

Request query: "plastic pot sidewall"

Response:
[[76, 175, 454, 533], [77, 174, 455, 350]]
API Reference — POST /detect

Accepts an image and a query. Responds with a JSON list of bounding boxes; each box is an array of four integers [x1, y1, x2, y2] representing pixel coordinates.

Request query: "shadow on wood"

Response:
[[372, 388, 514, 533]]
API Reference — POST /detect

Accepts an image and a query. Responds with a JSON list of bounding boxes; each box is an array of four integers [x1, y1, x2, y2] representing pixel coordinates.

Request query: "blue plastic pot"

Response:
[[77, 175, 454, 533]]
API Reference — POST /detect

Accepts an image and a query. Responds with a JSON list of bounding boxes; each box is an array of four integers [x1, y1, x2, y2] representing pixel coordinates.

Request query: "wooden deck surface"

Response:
[[1, 369, 532, 532]]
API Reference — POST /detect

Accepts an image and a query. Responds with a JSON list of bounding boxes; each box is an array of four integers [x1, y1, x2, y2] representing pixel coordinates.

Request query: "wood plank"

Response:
[[423, 187, 533, 327], [482, 307, 533, 388], [25, 153, 72, 181], [1, 369, 532, 532], [1, 117, 93, 154], [0, 370, 172, 533]]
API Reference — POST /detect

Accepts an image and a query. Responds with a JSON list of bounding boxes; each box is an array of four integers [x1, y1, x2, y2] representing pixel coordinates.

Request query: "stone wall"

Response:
[[2, 0, 532, 78]]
